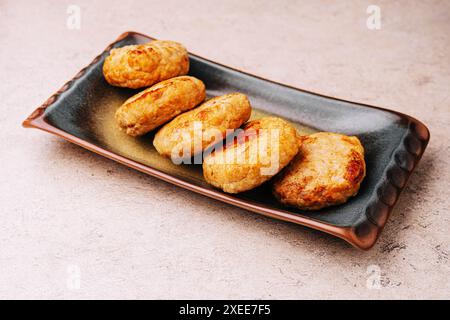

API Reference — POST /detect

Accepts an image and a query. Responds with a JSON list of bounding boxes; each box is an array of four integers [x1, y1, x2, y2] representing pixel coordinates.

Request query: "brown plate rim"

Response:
[[22, 31, 430, 250]]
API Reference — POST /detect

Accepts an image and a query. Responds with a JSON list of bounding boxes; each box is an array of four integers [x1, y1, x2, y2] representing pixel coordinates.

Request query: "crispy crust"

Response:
[[203, 117, 300, 193], [153, 93, 252, 158], [273, 132, 366, 210], [115, 76, 206, 136], [103, 40, 189, 89]]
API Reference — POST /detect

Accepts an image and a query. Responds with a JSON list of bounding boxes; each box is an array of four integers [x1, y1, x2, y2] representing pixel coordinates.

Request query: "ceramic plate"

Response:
[[23, 32, 430, 249]]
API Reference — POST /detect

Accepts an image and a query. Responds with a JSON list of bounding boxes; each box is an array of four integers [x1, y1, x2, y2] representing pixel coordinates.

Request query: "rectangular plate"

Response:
[[23, 32, 429, 249]]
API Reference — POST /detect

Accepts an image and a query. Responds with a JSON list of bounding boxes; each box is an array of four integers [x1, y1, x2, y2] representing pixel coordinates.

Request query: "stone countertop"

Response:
[[0, 0, 448, 299]]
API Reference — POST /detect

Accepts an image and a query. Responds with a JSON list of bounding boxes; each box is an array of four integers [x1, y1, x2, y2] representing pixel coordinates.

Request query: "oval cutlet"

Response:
[[153, 93, 252, 158], [103, 40, 189, 89], [203, 117, 300, 194], [273, 132, 366, 210], [115, 76, 206, 136]]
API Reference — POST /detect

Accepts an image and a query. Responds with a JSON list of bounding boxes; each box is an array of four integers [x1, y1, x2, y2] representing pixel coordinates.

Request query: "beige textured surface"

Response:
[[0, 0, 449, 299]]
